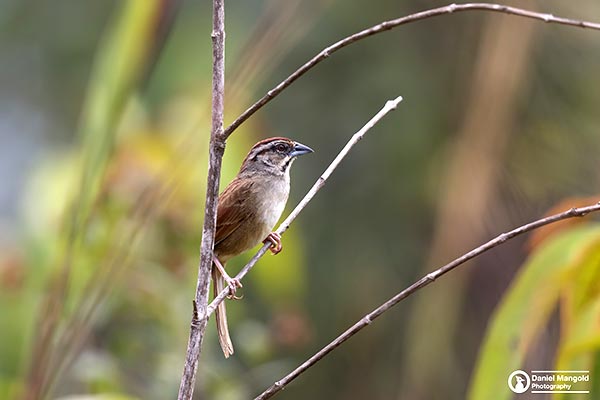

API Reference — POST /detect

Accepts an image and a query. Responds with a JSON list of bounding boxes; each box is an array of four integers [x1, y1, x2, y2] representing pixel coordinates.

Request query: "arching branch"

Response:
[[223, 3, 600, 139]]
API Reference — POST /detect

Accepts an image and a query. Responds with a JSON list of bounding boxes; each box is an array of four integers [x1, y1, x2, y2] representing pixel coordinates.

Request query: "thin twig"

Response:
[[206, 95, 403, 317], [177, 0, 226, 399], [254, 202, 600, 399], [222, 2, 600, 139]]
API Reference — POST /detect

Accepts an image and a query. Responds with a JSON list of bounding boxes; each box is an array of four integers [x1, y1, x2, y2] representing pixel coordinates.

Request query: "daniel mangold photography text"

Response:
[[508, 370, 590, 395]]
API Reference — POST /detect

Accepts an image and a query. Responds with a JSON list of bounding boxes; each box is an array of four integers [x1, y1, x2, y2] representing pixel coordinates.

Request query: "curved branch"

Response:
[[254, 202, 600, 399], [222, 2, 600, 139], [207, 96, 404, 317]]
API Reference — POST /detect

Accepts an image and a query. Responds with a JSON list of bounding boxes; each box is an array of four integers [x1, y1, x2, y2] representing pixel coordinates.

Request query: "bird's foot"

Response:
[[213, 255, 244, 300], [224, 277, 243, 300], [264, 232, 283, 255]]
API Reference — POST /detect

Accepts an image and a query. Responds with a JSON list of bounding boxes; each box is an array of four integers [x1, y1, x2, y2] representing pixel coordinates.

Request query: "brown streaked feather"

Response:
[[214, 177, 255, 250]]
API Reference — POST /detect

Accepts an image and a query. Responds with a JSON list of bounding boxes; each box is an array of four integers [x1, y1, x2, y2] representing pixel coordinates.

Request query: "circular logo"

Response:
[[508, 370, 531, 393]]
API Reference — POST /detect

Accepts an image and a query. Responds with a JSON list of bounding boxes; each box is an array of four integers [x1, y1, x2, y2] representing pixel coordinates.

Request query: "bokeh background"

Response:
[[1, 0, 600, 399]]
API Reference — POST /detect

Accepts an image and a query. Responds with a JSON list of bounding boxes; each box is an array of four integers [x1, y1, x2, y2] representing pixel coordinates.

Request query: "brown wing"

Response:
[[214, 177, 255, 248]]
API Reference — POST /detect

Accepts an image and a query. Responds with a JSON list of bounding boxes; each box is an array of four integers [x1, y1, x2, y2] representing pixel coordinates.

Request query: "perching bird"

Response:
[[212, 137, 313, 357]]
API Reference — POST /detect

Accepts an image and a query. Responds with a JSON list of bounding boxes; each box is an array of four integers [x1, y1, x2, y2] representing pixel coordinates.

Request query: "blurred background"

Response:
[[1, 0, 600, 399]]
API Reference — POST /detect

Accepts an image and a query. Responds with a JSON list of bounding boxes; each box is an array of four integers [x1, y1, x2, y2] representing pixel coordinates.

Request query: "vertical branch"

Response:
[[177, 0, 225, 399]]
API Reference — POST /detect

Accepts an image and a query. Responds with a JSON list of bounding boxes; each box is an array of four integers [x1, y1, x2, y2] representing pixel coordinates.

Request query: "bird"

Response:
[[212, 136, 313, 358]]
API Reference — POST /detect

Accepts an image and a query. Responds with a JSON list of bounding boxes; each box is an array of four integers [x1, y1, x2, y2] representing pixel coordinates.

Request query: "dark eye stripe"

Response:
[[248, 143, 274, 161], [244, 137, 293, 163]]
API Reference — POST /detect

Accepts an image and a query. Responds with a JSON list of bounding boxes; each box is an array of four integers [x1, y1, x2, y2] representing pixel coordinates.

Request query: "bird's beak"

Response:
[[290, 141, 314, 158]]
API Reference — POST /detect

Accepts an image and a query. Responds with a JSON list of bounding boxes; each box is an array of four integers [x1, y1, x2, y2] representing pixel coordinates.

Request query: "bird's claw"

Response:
[[225, 277, 243, 300], [264, 232, 282, 255]]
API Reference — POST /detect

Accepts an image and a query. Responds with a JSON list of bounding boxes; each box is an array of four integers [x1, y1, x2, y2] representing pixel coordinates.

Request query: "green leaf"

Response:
[[553, 292, 600, 399], [468, 224, 600, 400]]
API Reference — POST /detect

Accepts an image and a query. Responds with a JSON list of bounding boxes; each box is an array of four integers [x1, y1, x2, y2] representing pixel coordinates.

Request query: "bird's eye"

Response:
[[275, 144, 287, 152]]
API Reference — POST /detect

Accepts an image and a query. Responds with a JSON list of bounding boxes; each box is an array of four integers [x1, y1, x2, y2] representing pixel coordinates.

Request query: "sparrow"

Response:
[[212, 137, 313, 357]]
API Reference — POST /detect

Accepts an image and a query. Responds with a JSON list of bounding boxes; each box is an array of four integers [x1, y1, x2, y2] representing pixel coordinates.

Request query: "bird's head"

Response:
[[240, 137, 313, 177]]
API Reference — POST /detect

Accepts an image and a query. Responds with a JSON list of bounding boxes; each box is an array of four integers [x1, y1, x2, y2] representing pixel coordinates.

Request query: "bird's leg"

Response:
[[263, 232, 283, 255], [213, 255, 243, 300]]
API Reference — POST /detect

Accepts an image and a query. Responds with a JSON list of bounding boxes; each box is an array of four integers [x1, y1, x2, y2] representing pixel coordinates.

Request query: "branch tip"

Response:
[[387, 96, 403, 109]]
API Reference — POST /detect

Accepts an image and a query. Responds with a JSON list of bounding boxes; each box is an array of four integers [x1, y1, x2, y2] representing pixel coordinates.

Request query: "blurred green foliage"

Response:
[[0, 0, 600, 399], [469, 224, 600, 400]]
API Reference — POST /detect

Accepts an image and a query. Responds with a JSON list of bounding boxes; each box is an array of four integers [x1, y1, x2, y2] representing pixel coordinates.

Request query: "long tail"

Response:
[[212, 266, 234, 358]]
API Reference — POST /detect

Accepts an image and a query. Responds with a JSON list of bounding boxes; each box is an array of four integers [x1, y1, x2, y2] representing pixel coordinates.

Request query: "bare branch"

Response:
[[206, 96, 404, 317], [222, 2, 600, 139], [175, 3, 600, 398], [177, 0, 225, 398], [254, 203, 600, 399]]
